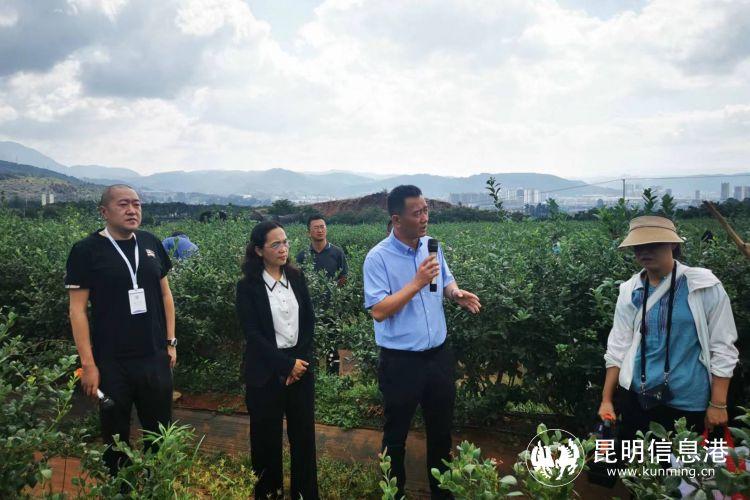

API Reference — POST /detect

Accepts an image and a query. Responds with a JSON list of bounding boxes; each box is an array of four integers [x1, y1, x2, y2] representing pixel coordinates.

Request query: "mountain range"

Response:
[[0, 141, 620, 200], [0, 159, 105, 202], [3, 140, 745, 201]]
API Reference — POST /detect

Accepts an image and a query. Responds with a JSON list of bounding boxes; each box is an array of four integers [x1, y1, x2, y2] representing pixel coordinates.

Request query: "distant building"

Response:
[[49, 193, 54, 204], [721, 182, 730, 201], [41, 193, 46, 206], [735, 186, 743, 200], [448, 192, 493, 207], [516, 188, 525, 201], [449, 192, 491, 204], [523, 189, 541, 204], [625, 183, 643, 197], [694, 190, 701, 201]]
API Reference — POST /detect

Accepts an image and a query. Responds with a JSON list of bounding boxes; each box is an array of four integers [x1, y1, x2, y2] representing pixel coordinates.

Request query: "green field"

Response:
[[1, 206, 748, 429]]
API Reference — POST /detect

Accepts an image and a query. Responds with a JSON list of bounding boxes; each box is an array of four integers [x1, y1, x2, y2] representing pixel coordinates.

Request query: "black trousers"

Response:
[[97, 351, 174, 475], [617, 388, 705, 442], [379, 343, 456, 500], [246, 372, 318, 500]]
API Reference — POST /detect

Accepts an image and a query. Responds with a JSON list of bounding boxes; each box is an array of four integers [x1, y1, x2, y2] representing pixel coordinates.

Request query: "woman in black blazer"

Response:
[[236, 221, 318, 499]]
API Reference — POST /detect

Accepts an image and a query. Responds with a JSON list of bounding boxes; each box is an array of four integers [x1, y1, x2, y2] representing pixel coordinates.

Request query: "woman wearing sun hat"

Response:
[[599, 215, 739, 440]]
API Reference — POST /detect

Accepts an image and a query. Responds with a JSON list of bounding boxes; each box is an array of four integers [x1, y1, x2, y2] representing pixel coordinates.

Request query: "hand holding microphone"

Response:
[[414, 242, 440, 290], [97, 389, 116, 410], [75, 366, 116, 410]]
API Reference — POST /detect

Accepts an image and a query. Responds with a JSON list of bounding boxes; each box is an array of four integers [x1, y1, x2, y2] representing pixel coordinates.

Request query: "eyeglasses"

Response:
[[266, 240, 290, 250]]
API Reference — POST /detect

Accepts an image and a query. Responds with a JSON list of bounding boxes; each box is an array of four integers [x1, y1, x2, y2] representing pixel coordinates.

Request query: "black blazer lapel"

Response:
[[289, 273, 314, 342], [251, 279, 275, 335], [290, 274, 304, 325]]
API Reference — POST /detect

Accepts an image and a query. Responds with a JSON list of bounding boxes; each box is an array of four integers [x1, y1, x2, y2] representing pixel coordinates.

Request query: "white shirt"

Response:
[[604, 261, 739, 390], [263, 270, 299, 349]]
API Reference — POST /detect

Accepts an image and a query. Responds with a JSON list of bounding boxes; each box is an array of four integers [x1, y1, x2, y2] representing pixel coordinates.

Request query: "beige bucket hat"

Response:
[[619, 215, 684, 248]]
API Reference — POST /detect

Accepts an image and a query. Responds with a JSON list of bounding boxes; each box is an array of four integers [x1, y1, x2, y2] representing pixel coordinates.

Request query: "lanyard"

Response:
[[640, 261, 677, 390], [103, 227, 139, 289]]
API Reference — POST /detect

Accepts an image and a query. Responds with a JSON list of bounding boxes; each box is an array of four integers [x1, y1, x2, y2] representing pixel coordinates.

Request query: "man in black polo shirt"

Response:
[[296, 214, 348, 286], [65, 184, 176, 475]]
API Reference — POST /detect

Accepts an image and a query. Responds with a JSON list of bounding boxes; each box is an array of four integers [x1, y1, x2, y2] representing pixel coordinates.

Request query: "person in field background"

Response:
[[162, 231, 198, 260], [297, 214, 349, 374], [296, 214, 348, 287]]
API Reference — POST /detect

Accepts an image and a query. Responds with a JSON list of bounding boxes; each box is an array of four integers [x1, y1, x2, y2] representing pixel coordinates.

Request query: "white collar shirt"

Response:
[[262, 270, 299, 349]]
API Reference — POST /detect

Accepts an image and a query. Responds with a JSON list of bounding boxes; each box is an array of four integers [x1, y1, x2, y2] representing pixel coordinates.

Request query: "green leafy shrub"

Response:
[[187, 453, 257, 499], [315, 373, 382, 428], [317, 453, 381, 500], [0, 205, 747, 429], [0, 308, 81, 498], [620, 412, 750, 499], [378, 450, 402, 500], [431, 441, 521, 498], [77, 422, 257, 499]]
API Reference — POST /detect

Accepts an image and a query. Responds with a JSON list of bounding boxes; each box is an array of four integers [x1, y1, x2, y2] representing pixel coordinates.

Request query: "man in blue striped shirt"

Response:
[[363, 185, 481, 499]]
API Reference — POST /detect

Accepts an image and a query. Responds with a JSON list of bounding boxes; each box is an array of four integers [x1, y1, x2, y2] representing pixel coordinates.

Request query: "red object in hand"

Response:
[[700, 427, 747, 500]]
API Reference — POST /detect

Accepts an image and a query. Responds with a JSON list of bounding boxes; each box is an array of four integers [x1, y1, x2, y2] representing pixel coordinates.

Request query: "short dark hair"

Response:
[[387, 185, 422, 216], [307, 214, 326, 228], [99, 184, 137, 207]]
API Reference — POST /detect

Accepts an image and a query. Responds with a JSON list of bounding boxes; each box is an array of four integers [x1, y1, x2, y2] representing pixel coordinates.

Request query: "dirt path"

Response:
[[43, 398, 627, 499]]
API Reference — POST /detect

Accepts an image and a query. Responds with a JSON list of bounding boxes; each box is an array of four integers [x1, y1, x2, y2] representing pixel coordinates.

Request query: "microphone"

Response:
[[97, 389, 116, 410], [428, 238, 439, 292]]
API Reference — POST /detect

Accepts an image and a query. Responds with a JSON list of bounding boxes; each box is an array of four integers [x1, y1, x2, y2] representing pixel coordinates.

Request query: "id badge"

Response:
[[128, 288, 147, 315]]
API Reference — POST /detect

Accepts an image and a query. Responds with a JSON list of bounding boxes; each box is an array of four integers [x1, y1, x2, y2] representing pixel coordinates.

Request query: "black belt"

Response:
[[380, 342, 446, 357]]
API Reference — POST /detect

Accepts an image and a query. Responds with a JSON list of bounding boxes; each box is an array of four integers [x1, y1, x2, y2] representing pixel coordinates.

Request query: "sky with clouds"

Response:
[[0, 0, 748, 178]]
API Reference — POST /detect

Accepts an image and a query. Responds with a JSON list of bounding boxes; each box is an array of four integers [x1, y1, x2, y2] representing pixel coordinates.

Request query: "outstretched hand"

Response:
[[453, 289, 481, 314]]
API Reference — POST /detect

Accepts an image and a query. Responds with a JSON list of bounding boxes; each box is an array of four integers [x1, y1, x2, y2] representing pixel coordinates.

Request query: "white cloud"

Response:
[[0, 105, 17, 122], [0, 0, 748, 177], [0, 6, 19, 27], [68, 0, 129, 20], [175, 0, 269, 40]]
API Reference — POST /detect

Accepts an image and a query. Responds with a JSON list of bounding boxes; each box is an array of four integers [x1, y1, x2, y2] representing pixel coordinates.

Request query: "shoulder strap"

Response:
[[639, 261, 677, 391]]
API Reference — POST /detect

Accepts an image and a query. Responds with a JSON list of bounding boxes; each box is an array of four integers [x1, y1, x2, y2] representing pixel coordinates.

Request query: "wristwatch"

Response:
[[166, 338, 178, 347]]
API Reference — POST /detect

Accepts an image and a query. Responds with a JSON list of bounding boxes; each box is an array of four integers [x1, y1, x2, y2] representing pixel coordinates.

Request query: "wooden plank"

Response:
[[704, 201, 750, 259]]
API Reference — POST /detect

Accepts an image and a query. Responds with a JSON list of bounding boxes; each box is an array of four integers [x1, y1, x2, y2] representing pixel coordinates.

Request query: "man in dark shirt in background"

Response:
[[297, 214, 348, 374], [65, 184, 177, 475], [297, 214, 348, 286]]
